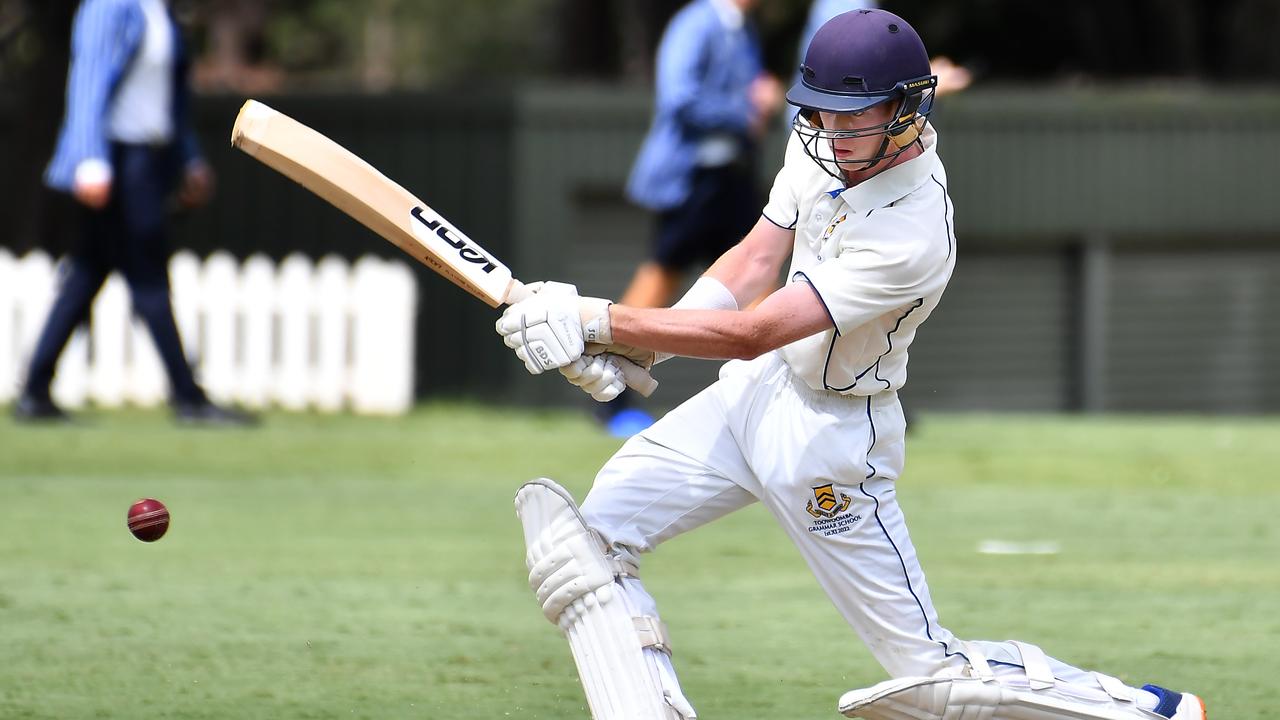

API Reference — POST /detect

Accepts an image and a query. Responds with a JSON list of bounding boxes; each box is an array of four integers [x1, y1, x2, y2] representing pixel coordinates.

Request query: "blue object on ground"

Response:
[[606, 408, 655, 438]]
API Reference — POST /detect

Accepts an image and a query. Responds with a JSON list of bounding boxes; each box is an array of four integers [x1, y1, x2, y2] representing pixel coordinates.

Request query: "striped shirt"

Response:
[[44, 0, 199, 192]]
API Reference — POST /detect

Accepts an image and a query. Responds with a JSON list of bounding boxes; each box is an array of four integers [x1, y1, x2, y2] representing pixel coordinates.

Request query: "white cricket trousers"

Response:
[[582, 352, 966, 678], [582, 353, 1159, 706]]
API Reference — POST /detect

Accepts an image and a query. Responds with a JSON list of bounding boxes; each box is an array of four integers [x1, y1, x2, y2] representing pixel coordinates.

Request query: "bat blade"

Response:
[[231, 99, 520, 308], [230, 100, 655, 397]]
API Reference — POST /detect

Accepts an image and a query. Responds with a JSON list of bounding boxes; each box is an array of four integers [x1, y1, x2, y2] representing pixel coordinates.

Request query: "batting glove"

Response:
[[496, 281, 612, 374]]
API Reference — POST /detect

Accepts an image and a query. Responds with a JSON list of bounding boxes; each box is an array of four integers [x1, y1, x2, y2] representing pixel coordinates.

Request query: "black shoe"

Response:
[[173, 401, 258, 427], [12, 394, 71, 423]]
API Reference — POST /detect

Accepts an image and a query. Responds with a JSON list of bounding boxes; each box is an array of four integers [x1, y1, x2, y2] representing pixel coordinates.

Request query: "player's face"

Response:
[[817, 102, 898, 161]]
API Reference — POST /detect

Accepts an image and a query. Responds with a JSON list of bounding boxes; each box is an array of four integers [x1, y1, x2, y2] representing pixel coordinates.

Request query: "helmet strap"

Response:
[[889, 116, 925, 148]]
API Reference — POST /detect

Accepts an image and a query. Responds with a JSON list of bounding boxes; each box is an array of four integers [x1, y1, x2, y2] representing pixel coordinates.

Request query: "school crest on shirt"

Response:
[[820, 213, 848, 242], [805, 484, 862, 536]]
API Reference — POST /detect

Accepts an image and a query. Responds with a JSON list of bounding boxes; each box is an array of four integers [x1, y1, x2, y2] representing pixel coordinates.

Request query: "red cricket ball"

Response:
[[127, 498, 170, 542]]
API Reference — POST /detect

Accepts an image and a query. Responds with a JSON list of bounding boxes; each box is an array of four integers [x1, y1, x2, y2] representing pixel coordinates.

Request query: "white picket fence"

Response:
[[0, 249, 418, 415]]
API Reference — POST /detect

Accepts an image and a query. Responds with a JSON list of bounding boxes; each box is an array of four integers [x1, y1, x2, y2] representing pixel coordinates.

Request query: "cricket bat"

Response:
[[230, 100, 656, 396]]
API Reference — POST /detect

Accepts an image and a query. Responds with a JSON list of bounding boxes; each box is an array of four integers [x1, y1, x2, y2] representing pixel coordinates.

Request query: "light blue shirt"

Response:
[[625, 0, 764, 211], [787, 0, 877, 120], [107, 0, 176, 144], [45, 0, 200, 192]]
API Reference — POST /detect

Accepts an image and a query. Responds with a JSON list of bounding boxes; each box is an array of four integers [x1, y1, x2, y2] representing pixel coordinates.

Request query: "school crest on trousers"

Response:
[[805, 484, 863, 537], [806, 483, 851, 518]]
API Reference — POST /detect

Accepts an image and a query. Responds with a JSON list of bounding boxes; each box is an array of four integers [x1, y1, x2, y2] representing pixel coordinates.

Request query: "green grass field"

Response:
[[1, 405, 1276, 719]]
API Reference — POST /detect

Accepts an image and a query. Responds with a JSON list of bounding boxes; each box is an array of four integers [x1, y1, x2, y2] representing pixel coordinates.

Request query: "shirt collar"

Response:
[[708, 0, 745, 30], [834, 124, 941, 212]]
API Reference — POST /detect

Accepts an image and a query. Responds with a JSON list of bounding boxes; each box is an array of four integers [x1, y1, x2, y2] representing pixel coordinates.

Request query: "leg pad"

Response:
[[516, 479, 694, 720], [839, 642, 1160, 720]]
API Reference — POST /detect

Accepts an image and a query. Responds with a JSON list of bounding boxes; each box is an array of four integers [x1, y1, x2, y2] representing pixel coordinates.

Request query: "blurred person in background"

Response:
[[13, 0, 254, 426], [605, 0, 784, 437]]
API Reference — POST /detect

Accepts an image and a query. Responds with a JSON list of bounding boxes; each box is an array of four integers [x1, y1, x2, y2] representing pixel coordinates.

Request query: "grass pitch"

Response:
[[1, 405, 1276, 719]]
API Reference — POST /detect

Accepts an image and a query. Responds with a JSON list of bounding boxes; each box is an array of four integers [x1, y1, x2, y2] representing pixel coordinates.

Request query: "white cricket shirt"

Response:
[[108, 0, 175, 144], [762, 124, 956, 396]]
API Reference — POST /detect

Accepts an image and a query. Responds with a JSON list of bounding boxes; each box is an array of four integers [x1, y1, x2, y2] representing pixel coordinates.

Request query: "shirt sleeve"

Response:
[[62, 0, 136, 168], [761, 135, 808, 229], [656, 11, 754, 134], [795, 212, 949, 336]]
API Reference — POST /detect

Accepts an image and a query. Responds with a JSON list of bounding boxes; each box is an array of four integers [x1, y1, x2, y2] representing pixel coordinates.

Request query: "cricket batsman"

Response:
[[497, 10, 1206, 720]]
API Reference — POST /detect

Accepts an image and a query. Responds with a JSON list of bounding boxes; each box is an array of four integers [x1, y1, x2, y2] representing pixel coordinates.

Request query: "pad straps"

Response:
[[634, 615, 673, 653], [961, 640, 997, 682], [1092, 672, 1136, 703], [1011, 641, 1056, 690]]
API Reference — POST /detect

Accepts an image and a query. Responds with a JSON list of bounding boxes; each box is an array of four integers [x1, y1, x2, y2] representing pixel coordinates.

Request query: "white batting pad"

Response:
[[516, 479, 694, 720], [839, 674, 1158, 720]]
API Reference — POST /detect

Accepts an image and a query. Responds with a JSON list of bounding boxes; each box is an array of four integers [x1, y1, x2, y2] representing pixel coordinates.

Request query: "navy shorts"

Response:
[[652, 163, 758, 271]]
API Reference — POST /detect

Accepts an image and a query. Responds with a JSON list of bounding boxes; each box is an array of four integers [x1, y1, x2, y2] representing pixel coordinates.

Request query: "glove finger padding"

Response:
[[581, 361, 623, 402], [560, 355, 625, 402], [560, 357, 590, 382]]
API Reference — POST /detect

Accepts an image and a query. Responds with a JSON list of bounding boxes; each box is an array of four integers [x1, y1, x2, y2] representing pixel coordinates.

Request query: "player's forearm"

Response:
[[610, 306, 768, 361], [610, 281, 834, 361]]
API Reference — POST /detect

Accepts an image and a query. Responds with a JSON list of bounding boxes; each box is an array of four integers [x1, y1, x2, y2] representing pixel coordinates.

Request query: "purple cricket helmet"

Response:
[[787, 9, 938, 177]]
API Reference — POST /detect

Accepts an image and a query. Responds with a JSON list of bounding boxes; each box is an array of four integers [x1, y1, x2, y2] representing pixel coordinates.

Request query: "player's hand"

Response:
[[496, 282, 613, 374], [560, 354, 628, 402], [497, 288, 585, 374], [510, 281, 614, 344], [561, 353, 658, 402]]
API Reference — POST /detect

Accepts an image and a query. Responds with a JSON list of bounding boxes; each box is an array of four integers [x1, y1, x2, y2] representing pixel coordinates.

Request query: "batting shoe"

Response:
[[1142, 685, 1206, 719]]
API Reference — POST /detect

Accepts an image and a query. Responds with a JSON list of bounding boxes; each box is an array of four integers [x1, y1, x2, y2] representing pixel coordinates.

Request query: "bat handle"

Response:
[[503, 279, 533, 304], [613, 357, 659, 398], [503, 279, 658, 398]]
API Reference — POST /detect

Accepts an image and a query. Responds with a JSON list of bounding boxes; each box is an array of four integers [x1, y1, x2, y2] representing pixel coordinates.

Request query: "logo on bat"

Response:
[[410, 206, 496, 273]]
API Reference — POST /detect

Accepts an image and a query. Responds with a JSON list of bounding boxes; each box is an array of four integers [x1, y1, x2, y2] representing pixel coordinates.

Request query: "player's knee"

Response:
[[516, 478, 637, 625]]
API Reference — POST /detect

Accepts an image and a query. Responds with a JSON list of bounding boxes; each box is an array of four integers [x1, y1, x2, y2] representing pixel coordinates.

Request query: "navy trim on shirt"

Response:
[[762, 210, 798, 230], [792, 270, 838, 334], [930, 174, 955, 262]]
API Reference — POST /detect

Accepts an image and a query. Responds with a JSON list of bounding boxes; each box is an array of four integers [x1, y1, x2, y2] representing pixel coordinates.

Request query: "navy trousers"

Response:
[[23, 143, 205, 405]]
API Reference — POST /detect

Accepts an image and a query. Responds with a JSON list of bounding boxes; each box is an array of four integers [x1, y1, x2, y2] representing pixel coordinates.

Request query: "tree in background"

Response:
[[184, 0, 559, 92], [0, 0, 77, 254]]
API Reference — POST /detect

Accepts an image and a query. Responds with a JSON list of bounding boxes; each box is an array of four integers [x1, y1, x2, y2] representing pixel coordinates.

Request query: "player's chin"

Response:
[[834, 154, 877, 171]]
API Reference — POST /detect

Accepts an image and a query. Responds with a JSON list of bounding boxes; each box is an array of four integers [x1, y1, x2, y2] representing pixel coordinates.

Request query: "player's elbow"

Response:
[[723, 318, 781, 360], [725, 338, 766, 361]]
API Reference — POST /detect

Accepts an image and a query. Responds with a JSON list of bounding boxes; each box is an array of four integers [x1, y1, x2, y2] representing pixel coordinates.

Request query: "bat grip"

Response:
[[503, 279, 533, 304], [614, 357, 659, 398]]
